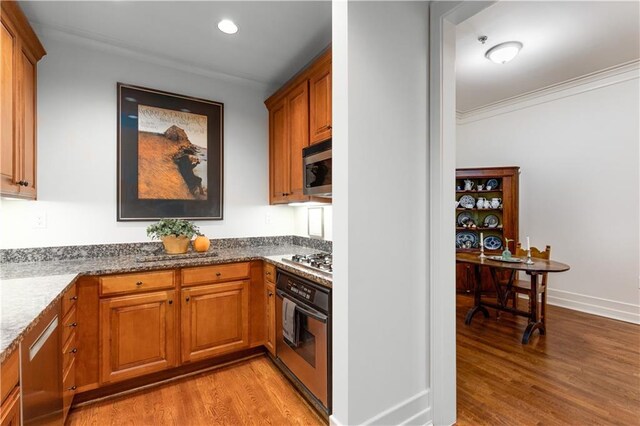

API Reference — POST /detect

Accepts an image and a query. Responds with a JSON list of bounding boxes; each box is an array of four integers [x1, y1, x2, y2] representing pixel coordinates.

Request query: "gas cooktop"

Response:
[[281, 253, 333, 276]]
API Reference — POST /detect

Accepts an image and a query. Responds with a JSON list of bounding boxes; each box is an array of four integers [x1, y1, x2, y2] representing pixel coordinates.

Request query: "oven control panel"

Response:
[[286, 279, 315, 301]]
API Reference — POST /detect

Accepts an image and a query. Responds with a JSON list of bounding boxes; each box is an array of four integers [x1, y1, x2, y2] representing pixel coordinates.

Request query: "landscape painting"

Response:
[[137, 105, 208, 200], [117, 84, 223, 221]]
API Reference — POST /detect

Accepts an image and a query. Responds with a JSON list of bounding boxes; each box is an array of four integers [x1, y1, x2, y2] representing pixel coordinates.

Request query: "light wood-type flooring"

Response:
[[68, 296, 638, 425], [67, 356, 325, 426], [456, 294, 640, 425]]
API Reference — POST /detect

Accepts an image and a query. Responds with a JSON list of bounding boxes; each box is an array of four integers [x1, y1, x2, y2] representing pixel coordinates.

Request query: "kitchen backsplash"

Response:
[[0, 236, 332, 264]]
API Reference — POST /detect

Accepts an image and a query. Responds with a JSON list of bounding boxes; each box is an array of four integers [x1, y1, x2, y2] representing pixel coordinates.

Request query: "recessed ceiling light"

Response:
[[217, 19, 238, 35], [485, 41, 523, 64]]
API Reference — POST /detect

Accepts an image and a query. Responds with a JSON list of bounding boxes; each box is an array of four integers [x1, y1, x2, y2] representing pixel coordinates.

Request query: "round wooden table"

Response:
[[456, 252, 570, 344]]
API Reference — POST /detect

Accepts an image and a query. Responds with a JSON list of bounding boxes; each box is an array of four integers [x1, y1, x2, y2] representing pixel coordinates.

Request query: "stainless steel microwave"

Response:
[[303, 139, 332, 197]]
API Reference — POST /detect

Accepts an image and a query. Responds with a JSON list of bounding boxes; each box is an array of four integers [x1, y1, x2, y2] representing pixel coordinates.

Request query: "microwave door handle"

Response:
[[277, 290, 328, 323]]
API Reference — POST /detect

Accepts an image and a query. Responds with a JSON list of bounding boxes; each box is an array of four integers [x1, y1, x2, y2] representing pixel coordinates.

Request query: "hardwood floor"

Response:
[[67, 356, 325, 426], [456, 294, 640, 425]]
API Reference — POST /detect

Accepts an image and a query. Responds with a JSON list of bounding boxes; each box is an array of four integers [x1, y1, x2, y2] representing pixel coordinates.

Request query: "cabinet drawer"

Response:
[[264, 263, 276, 284], [62, 332, 77, 377], [61, 306, 77, 346], [61, 283, 77, 315], [0, 350, 19, 404], [62, 358, 76, 422], [182, 263, 250, 287], [100, 270, 175, 296]]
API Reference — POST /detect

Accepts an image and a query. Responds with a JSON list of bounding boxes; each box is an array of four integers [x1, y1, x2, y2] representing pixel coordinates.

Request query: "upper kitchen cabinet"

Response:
[[265, 48, 331, 205], [309, 58, 332, 144], [0, 0, 45, 200]]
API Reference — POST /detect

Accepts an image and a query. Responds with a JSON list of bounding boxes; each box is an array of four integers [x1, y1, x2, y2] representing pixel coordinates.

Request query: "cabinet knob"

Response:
[[268, 291, 273, 297], [168, 300, 173, 305], [67, 385, 77, 391], [327, 125, 332, 130], [16, 180, 25, 186], [68, 322, 77, 328], [70, 296, 78, 301], [136, 281, 143, 286], [22, 181, 29, 186], [185, 297, 190, 302], [69, 348, 78, 354], [216, 272, 222, 277], [266, 272, 271, 276]]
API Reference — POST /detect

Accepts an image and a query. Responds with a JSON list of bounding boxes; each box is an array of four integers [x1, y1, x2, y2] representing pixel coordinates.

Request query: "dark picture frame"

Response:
[[117, 83, 223, 221]]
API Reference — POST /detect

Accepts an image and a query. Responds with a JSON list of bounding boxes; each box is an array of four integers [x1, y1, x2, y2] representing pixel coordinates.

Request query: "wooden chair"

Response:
[[498, 243, 551, 325]]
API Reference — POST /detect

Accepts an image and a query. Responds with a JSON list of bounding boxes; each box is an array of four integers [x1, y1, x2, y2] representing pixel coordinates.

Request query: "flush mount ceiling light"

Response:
[[485, 41, 523, 64], [217, 19, 238, 35]]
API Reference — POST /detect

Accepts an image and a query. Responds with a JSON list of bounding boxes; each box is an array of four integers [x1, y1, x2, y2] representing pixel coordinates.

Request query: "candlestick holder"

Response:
[[479, 244, 486, 259], [525, 249, 534, 265]]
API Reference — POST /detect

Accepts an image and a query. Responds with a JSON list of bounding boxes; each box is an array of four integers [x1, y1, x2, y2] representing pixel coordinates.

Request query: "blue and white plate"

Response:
[[457, 211, 473, 227], [483, 214, 499, 228], [458, 195, 476, 209], [483, 236, 502, 250], [486, 179, 499, 190], [456, 231, 478, 248]]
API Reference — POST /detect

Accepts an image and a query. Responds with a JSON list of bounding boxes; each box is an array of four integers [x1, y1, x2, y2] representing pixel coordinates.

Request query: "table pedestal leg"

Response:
[[465, 264, 489, 325], [522, 273, 546, 344]]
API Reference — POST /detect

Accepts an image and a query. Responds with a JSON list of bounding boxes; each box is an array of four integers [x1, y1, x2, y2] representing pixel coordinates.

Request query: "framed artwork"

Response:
[[117, 83, 223, 221]]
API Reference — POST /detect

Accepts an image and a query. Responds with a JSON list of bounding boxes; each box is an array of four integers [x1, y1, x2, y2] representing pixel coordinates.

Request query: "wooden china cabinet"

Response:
[[456, 167, 520, 293]]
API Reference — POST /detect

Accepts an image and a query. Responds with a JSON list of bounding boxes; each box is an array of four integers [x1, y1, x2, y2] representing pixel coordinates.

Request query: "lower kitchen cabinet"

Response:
[[0, 386, 20, 426], [181, 281, 249, 363], [100, 290, 177, 384], [264, 281, 276, 356], [0, 349, 20, 426]]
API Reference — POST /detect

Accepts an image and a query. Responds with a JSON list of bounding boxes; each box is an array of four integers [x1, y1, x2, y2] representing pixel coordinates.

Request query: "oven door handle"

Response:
[[277, 290, 328, 323]]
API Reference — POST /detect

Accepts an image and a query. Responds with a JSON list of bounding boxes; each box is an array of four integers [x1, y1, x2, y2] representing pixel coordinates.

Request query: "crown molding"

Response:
[[32, 22, 270, 91], [457, 59, 640, 124]]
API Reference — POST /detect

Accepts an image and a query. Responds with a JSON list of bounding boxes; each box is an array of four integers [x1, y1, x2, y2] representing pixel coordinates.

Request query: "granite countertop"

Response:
[[0, 243, 331, 362]]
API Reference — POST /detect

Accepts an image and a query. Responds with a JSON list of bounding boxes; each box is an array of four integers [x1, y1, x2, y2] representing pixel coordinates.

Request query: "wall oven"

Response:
[[275, 269, 331, 414], [303, 139, 332, 197]]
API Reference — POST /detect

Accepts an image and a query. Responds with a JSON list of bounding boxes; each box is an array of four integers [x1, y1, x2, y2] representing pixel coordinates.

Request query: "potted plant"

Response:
[[146, 218, 200, 254]]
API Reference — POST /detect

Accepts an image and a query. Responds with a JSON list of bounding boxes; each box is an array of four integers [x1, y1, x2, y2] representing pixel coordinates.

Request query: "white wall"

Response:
[[332, 1, 430, 424], [0, 32, 297, 249], [457, 76, 640, 323]]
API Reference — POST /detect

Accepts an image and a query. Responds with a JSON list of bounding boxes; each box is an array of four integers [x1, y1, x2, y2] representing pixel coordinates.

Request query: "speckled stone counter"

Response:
[[0, 240, 331, 362]]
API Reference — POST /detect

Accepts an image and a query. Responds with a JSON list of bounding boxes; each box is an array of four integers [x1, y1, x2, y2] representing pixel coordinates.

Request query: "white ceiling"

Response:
[[456, 1, 640, 113], [19, 1, 331, 91]]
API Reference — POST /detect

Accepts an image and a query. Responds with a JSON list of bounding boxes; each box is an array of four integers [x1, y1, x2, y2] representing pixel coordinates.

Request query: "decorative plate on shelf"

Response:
[[483, 214, 499, 228], [457, 211, 473, 227], [486, 178, 499, 190], [458, 195, 476, 209], [456, 231, 478, 248], [483, 236, 503, 250], [487, 255, 524, 263]]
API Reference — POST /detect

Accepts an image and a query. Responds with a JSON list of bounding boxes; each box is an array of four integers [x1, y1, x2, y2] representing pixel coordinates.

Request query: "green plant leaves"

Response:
[[146, 218, 200, 240]]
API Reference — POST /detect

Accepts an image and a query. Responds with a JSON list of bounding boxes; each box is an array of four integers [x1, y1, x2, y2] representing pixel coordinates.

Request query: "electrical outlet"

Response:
[[33, 211, 47, 229]]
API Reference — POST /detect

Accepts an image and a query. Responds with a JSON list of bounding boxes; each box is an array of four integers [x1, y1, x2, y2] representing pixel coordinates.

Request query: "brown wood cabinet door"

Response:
[[18, 48, 36, 198], [181, 280, 249, 363], [0, 386, 20, 426], [309, 61, 332, 144], [286, 80, 309, 201], [269, 98, 289, 203], [265, 282, 276, 355], [99, 290, 177, 384], [0, 19, 18, 197]]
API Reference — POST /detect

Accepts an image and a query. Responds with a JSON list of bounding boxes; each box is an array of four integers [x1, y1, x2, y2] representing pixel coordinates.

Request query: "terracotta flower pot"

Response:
[[161, 235, 191, 254]]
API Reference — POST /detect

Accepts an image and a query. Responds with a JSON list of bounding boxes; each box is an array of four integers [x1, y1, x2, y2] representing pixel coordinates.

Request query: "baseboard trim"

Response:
[[330, 415, 345, 426], [547, 288, 640, 324], [362, 389, 431, 425]]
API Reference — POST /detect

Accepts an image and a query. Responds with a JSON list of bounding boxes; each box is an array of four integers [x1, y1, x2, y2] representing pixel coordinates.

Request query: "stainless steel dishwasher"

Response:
[[20, 301, 63, 425]]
